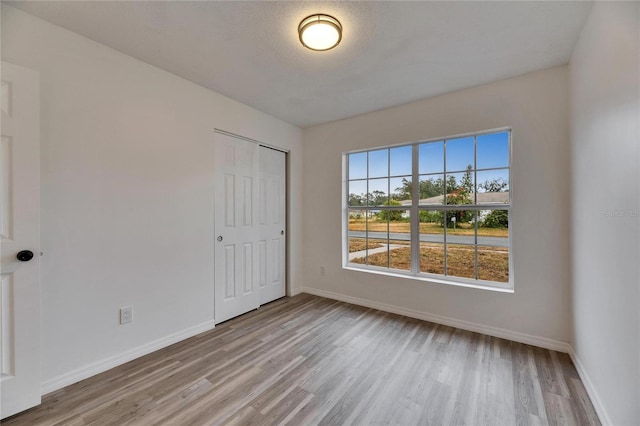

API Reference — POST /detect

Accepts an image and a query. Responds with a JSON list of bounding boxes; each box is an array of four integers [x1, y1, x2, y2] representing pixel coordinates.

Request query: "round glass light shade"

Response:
[[298, 14, 342, 51]]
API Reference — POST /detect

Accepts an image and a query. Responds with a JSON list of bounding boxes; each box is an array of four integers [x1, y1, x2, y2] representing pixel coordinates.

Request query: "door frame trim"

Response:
[[214, 128, 290, 154]]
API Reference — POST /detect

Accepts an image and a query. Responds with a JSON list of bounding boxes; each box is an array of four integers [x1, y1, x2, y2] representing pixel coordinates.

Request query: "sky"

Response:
[[348, 131, 509, 196]]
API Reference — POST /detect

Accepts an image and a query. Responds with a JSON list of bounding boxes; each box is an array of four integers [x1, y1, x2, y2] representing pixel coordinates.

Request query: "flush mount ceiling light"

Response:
[[298, 14, 342, 51]]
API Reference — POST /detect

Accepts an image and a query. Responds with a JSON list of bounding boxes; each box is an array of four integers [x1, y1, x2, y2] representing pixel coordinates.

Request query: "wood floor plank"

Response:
[[534, 347, 571, 398], [566, 376, 601, 425], [3, 294, 600, 426], [513, 342, 549, 423]]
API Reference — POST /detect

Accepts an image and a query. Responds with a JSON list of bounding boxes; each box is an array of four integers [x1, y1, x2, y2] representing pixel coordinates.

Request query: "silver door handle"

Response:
[[281, 230, 284, 235], [217, 236, 223, 242]]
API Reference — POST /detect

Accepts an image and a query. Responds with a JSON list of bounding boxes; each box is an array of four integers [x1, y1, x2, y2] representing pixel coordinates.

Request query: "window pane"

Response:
[[348, 180, 368, 206], [419, 210, 445, 244], [478, 209, 509, 247], [366, 245, 390, 268], [348, 237, 373, 260], [368, 149, 388, 178], [367, 211, 389, 268], [389, 210, 411, 271], [446, 244, 476, 279], [477, 131, 509, 169], [478, 246, 509, 283], [446, 136, 474, 172], [349, 152, 367, 180], [389, 241, 411, 271], [476, 169, 509, 204], [368, 178, 388, 207], [418, 174, 445, 205], [419, 141, 444, 174], [445, 172, 474, 205], [348, 210, 368, 262], [390, 176, 412, 203], [348, 237, 365, 253], [350, 253, 367, 266], [390, 145, 412, 176], [348, 209, 366, 235], [420, 243, 445, 275], [420, 210, 445, 274], [386, 209, 410, 236], [445, 210, 476, 245]]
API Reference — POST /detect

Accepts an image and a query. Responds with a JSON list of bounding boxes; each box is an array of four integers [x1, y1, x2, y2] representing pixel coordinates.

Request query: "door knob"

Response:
[[281, 230, 284, 235], [16, 250, 34, 262], [217, 236, 223, 242]]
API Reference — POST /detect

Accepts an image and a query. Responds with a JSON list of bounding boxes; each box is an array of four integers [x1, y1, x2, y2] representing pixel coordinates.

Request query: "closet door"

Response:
[[213, 133, 259, 323], [258, 147, 286, 305]]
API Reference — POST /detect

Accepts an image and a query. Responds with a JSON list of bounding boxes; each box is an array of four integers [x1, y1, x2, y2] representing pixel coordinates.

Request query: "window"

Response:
[[345, 129, 511, 289]]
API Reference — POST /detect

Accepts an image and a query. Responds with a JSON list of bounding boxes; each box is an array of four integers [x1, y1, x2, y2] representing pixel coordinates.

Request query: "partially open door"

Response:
[[0, 62, 41, 418]]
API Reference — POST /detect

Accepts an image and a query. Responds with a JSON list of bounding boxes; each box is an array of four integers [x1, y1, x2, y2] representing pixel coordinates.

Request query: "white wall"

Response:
[[1, 5, 303, 390], [303, 66, 572, 345], [569, 2, 640, 425]]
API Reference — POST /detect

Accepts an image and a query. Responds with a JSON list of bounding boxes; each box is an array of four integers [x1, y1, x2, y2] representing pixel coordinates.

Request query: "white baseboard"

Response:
[[41, 319, 216, 395], [300, 287, 570, 353], [289, 286, 304, 296], [568, 346, 610, 425]]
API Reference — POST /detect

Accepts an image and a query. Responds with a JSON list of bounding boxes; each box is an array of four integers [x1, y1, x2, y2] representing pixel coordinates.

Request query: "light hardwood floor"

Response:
[[4, 294, 599, 425]]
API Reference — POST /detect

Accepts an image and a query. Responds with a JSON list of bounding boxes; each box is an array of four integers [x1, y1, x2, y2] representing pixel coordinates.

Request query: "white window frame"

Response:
[[342, 127, 514, 292]]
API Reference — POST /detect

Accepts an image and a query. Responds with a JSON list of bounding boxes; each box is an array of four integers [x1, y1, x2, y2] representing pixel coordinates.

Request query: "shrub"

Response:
[[482, 210, 508, 228]]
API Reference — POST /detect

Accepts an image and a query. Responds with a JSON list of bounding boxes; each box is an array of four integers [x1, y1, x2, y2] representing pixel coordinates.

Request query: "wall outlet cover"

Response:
[[120, 307, 133, 324]]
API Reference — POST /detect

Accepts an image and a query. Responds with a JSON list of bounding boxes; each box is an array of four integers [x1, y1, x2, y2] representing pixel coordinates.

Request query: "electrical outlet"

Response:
[[320, 266, 326, 276], [120, 307, 133, 324]]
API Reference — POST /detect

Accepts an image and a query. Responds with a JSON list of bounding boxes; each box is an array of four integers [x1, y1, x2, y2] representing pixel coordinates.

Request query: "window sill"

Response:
[[343, 265, 514, 294]]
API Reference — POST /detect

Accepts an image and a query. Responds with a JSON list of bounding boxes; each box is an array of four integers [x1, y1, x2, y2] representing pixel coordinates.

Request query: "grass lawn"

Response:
[[350, 243, 509, 283], [348, 218, 508, 238], [348, 238, 383, 253]]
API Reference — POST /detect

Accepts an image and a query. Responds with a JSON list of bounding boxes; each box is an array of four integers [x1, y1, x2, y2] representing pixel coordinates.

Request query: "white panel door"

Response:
[[0, 63, 41, 418], [214, 133, 260, 323], [258, 147, 286, 305]]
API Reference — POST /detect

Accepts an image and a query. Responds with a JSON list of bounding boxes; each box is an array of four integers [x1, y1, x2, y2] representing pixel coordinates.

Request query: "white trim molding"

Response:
[[300, 287, 570, 353], [288, 286, 304, 297], [41, 320, 216, 395], [567, 347, 610, 426]]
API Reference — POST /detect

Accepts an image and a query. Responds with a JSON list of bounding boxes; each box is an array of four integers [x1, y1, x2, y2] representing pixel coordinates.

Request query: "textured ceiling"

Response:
[[6, 1, 592, 127]]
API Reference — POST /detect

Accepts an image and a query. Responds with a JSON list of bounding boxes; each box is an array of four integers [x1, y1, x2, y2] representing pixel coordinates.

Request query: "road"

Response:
[[347, 231, 508, 247]]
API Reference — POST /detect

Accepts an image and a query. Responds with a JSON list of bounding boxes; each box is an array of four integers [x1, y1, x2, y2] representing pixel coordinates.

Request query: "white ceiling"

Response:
[[6, 1, 592, 128]]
